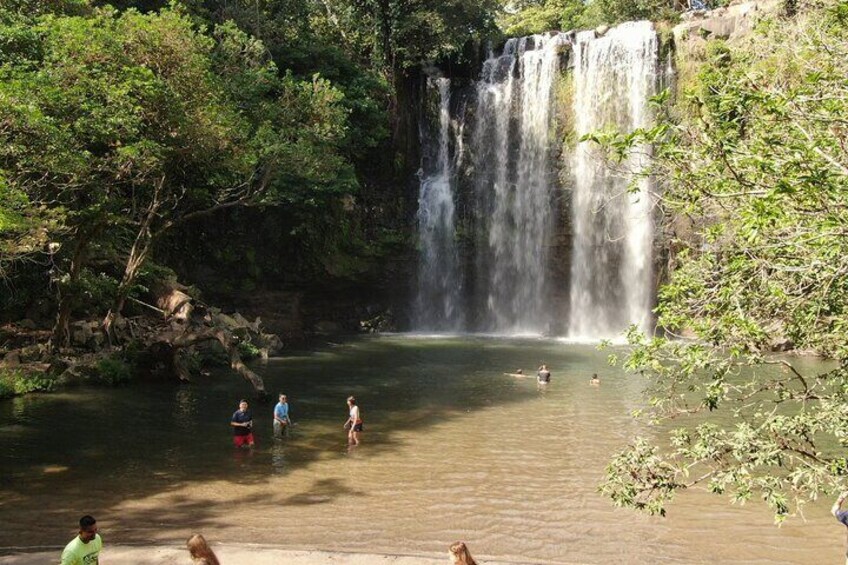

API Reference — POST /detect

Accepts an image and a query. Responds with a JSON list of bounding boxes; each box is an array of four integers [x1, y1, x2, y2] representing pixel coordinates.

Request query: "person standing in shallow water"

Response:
[[231, 399, 254, 447], [273, 393, 291, 438], [344, 395, 363, 445], [61, 515, 102, 565], [448, 541, 478, 565], [537, 363, 551, 384], [832, 491, 848, 564]]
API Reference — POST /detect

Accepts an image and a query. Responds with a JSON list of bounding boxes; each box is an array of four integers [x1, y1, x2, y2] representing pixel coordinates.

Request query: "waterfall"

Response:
[[414, 77, 464, 330], [567, 22, 658, 338], [473, 34, 566, 333], [413, 22, 658, 338]]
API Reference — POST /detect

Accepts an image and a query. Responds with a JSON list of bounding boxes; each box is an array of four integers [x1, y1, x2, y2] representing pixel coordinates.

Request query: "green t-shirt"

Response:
[[60, 533, 102, 565]]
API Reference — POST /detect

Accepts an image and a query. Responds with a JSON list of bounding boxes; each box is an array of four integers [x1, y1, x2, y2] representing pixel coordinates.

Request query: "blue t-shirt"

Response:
[[231, 409, 253, 436], [274, 402, 289, 421], [837, 510, 848, 527]]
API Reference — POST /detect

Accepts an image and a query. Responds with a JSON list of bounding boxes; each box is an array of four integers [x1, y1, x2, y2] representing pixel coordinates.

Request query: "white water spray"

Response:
[[414, 77, 464, 330], [473, 33, 567, 333], [568, 22, 658, 338]]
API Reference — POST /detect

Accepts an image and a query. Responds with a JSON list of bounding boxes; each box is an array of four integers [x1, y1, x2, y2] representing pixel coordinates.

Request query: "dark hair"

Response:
[[239, 399, 247, 404], [80, 515, 96, 529], [347, 396, 356, 405]]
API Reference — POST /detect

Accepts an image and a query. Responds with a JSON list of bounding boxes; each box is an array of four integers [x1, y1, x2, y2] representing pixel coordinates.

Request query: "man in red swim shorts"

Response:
[[231, 399, 255, 447]]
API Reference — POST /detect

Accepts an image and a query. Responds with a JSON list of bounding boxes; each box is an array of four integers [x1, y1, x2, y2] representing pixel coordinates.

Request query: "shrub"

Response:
[[0, 368, 54, 397], [237, 340, 261, 360], [93, 356, 133, 386]]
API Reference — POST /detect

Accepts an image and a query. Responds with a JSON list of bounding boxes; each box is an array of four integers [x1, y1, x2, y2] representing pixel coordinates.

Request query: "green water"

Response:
[[0, 336, 840, 563]]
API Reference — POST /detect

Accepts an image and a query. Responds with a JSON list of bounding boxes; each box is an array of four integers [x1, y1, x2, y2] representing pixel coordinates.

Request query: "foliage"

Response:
[[594, 1, 848, 520], [0, 368, 55, 398], [0, 5, 357, 330], [93, 355, 133, 385], [499, 0, 687, 36], [500, 0, 589, 35], [336, 0, 501, 69], [237, 339, 262, 360]]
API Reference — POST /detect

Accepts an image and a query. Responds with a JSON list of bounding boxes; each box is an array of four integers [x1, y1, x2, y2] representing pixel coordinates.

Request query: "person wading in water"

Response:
[[344, 395, 363, 445]]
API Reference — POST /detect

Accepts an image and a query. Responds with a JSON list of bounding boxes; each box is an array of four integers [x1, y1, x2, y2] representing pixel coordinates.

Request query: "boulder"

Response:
[[673, 0, 781, 43], [231, 312, 252, 328], [257, 333, 284, 355], [1, 351, 21, 368], [157, 288, 193, 321], [215, 313, 240, 330]]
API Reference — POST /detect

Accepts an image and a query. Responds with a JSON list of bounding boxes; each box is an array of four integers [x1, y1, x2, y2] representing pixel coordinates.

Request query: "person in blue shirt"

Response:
[[832, 491, 848, 564], [273, 393, 291, 438]]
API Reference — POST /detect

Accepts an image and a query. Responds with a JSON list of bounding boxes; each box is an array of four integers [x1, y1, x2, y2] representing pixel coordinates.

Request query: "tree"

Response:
[[0, 6, 353, 344], [596, 1, 848, 520]]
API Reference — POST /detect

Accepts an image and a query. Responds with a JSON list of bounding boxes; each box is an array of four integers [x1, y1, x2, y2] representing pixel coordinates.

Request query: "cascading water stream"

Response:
[[473, 34, 566, 333], [413, 77, 464, 330], [413, 23, 657, 338], [567, 22, 658, 339]]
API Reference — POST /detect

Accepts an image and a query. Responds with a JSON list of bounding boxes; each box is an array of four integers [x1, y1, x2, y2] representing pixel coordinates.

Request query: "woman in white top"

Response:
[[344, 395, 363, 445]]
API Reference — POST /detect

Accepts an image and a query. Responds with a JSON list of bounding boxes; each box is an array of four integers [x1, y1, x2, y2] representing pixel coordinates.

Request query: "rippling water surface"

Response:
[[0, 336, 839, 563]]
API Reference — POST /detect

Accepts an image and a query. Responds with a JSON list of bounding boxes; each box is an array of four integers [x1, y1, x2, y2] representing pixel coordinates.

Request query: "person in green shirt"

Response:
[[61, 515, 102, 565]]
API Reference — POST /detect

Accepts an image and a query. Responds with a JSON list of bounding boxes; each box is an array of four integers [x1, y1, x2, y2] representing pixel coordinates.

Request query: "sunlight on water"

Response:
[[0, 336, 839, 564]]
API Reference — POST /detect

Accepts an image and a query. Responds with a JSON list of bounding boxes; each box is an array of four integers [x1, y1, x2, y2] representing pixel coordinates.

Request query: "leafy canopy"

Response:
[[596, 1, 848, 521]]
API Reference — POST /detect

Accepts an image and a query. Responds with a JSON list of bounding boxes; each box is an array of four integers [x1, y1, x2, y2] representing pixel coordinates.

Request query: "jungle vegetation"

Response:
[[1, 0, 846, 521]]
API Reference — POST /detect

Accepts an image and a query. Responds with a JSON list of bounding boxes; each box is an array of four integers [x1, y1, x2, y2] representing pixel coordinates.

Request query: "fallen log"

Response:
[[153, 325, 267, 397]]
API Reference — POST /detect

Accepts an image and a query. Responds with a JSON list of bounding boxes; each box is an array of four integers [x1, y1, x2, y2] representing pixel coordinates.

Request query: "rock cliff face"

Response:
[[673, 0, 781, 44]]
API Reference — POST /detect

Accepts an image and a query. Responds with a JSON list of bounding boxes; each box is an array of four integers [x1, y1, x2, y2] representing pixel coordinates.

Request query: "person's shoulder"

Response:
[[60, 536, 85, 562], [62, 535, 80, 552]]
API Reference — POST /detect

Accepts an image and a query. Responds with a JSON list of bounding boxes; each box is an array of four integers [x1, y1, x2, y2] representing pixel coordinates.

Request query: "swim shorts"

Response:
[[234, 433, 255, 447]]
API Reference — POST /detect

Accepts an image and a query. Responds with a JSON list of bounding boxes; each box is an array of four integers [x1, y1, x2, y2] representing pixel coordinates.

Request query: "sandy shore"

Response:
[[0, 544, 530, 564]]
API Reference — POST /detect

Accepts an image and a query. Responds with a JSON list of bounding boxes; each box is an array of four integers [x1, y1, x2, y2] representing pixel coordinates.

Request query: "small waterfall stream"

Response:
[[413, 77, 464, 330], [414, 23, 658, 338], [473, 34, 566, 333], [568, 22, 658, 338]]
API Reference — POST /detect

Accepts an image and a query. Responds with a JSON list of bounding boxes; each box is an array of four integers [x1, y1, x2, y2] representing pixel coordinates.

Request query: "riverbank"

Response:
[[0, 545, 530, 565]]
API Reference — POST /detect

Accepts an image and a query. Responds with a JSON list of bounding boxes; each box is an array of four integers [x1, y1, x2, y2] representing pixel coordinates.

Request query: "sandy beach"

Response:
[[0, 545, 531, 564]]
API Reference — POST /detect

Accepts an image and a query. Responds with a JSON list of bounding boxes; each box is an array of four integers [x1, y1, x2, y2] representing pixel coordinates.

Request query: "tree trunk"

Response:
[[155, 326, 267, 396], [51, 224, 102, 350], [103, 239, 151, 344], [103, 177, 163, 343]]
